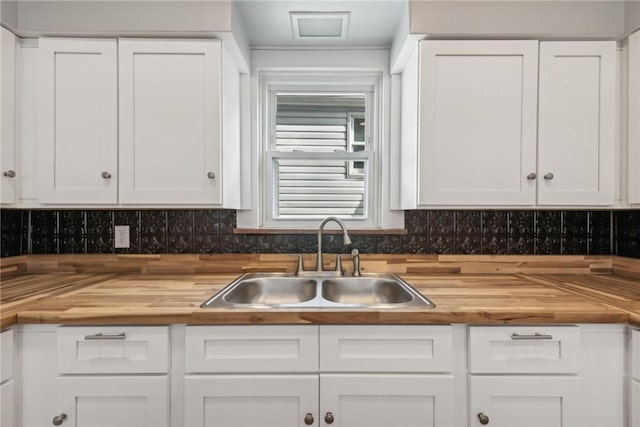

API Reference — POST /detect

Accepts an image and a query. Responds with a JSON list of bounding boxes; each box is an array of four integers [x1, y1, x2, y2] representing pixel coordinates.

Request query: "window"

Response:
[[261, 74, 379, 228], [236, 49, 404, 231]]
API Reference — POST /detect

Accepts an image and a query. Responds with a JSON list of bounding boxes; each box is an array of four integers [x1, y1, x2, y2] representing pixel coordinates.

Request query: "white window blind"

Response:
[[268, 93, 371, 220]]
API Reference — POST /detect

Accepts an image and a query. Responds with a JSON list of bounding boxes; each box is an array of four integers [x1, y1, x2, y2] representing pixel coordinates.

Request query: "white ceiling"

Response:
[[234, 0, 407, 47]]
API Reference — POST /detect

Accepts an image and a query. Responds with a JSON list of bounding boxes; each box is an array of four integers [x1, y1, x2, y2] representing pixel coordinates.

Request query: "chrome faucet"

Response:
[[296, 216, 352, 276], [315, 216, 352, 273]]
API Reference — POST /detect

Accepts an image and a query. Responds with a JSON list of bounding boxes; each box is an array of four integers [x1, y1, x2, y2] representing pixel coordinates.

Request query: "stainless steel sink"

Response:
[[201, 273, 435, 309], [321, 277, 414, 305]]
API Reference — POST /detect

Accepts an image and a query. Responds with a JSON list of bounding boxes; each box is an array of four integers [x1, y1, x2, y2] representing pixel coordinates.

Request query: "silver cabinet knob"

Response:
[[324, 412, 335, 424], [526, 173, 536, 180], [207, 171, 216, 179], [52, 414, 67, 425], [477, 412, 489, 425], [101, 171, 112, 179], [3, 170, 16, 178], [544, 172, 554, 180], [304, 413, 314, 425]]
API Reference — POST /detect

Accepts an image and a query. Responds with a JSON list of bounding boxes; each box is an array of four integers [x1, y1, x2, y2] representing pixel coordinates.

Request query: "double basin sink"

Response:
[[201, 273, 435, 309]]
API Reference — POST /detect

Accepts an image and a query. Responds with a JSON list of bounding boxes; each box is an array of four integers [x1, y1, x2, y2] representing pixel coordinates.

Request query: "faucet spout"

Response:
[[316, 216, 351, 272]]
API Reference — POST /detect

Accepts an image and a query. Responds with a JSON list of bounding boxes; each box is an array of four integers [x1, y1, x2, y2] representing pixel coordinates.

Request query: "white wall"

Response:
[[409, 1, 626, 37], [0, 1, 18, 31], [626, 0, 640, 34], [12, 0, 232, 36]]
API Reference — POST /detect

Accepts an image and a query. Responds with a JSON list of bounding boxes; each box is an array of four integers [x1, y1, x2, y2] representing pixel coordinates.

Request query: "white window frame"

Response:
[[236, 49, 404, 231], [264, 81, 375, 227], [347, 112, 366, 177]]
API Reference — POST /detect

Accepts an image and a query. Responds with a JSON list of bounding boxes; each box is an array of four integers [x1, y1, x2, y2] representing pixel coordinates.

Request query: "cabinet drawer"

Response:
[[0, 329, 13, 383], [469, 326, 580, 374], [57, 326, 170, 374], [320, 325, 453, 372], [185, 326, 319, 373]]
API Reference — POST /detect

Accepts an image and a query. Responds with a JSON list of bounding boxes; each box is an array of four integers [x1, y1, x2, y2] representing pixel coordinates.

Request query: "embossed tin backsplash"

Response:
[[2, 209, 637, 258]]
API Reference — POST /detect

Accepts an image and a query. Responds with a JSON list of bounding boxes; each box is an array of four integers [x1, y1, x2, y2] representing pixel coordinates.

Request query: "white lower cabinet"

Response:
[[320, 374, 454, 427], [20, 325, 170, 427], [0, 329, 14, 427], [55, 376, 169, 427], [631, 328, 640, 427], [183, 373, 454, 427], [16, 324, 630, 427], [468, 324, 625, 427], [184, 375, 319, 427], [632, 380, 640, 427], [469, 376, 581, 427], [183, 325, 458, 427], [0, 380, 14, 427]]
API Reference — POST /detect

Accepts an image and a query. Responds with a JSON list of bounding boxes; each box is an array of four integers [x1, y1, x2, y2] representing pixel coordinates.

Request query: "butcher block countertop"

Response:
[[1, 254, 639, 328]]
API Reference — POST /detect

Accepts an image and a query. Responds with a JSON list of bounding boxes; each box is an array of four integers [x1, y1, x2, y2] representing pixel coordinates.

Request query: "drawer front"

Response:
[[185, 325, 319, 373], [469, 326, 580, 374], [632, 329, 640, 381], [0, 329, 13, 383], [57, 326, 170, 374], [320, 325, 453, 373]]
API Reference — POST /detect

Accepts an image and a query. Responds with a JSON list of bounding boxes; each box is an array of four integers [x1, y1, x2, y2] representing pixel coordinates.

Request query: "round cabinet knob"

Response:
[[526, 172, 536, 180], [477, 412, 490, 425], [324, 412, 335, 424], [304, 413, 314, 425], [207, 171, 216, 179], [52, 413, 67, 425], [101, 171, 112, 179], [3, 170, 16, 178], [544, 172, 554, 180]]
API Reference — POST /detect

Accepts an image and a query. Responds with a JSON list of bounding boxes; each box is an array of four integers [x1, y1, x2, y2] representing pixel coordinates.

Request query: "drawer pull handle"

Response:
[[511, 332, 553, 340], [84, 332, 126, 340]]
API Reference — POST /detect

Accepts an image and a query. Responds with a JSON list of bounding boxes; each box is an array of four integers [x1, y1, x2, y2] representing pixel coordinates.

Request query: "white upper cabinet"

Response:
[[629, 30, 640, 205], [119, 39, 231, 205], [538, 41, 617, 205], [1, 27, 17, 204], [38, 38, 118, 204], [401, 40, 618, 208], [33, 37, 241, 207], [405, 40, 539, 207]]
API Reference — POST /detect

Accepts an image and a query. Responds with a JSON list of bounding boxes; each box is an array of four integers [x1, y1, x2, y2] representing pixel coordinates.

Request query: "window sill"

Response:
[[234, 228, 408, 235]]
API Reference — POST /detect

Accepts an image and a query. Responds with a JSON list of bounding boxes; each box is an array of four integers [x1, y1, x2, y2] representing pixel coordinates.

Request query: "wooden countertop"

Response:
[[2, 271, 638, 328]]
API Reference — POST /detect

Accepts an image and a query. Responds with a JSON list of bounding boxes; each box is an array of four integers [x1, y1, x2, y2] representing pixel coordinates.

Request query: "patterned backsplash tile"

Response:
[[1, 208, 637, 258]]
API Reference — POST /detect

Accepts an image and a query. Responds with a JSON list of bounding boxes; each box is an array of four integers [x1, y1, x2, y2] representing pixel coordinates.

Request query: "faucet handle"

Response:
[[292, 254, 305, 276], [335, 254, 344, 275]]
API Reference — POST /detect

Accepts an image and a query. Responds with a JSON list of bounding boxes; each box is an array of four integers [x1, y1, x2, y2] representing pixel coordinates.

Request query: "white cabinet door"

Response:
[[632, 380, 640, 427], [628, 30, 640, 204], [184, 375, 319, 427], [55, 376, 169, 427], [417, 40, 539, 205], [38, 38, 118, 204], [119, 39, 222, 205], [469, 376, 581, 427], [0, 380, 14, 427], [1, 27, 17, 204], [320, 374, 455, 427], [538, 41, 616, 205]]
